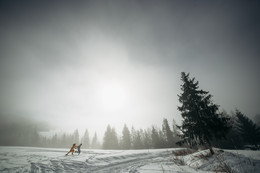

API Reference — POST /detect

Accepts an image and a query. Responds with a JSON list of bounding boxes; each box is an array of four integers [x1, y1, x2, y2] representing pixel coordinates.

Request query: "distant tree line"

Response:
[[37, 129, 101, 149], [0, 112, 259, 150], [0, 116, 180, 150], [27, 118, 181, 150], [1, 72, 259, 151], [102, 118, 180, 150]]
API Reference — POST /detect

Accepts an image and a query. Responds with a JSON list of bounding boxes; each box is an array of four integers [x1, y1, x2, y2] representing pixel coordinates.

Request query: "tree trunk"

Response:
[[207, 141, 214, 155], [209, 147, 214, 155]]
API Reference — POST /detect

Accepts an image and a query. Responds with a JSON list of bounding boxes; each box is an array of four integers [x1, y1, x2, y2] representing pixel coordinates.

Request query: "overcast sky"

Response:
[[1, 0, 260, 136]]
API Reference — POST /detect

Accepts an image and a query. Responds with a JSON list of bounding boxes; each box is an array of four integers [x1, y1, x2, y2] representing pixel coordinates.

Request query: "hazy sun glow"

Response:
[[98, 82, 127, 111]]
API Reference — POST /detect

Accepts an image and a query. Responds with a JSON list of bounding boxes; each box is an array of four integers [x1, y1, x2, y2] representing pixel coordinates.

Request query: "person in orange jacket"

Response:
[[65, 143, 77, 156]]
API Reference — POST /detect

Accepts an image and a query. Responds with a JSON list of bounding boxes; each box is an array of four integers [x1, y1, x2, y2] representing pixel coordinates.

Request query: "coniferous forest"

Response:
[[0, 72, 259, 151]]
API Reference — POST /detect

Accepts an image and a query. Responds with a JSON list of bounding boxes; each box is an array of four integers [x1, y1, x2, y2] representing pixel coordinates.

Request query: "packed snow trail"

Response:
[[0, 147, 178, 173], [1, 147, 260, 173]]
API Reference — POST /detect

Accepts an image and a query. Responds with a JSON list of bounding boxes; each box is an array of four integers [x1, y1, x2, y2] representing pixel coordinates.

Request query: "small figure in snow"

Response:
[[75, 143, 82, 155], [65, 143, 77, 156]]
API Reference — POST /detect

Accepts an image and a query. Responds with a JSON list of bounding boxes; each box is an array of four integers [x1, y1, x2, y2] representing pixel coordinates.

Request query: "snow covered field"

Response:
[[0, 147, 259, 173]]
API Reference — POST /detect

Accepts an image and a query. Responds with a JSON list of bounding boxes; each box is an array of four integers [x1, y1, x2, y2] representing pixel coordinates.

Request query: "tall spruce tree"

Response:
[[236, 110, 260, 149], [151, 126, 160, 148], [132, 130, 143, 149], [111, 127, 119, 149], [73, 129, 79, 145], [103, 125, 119, 149], [172, 119, 181, 147], [82, 129, 90, 149], [177, 72, 230, 154], [91, 132, 100, 149], [162, 119, 174, 148], [121, 124, 131, 149], [143, 129, 152, 149], [103, 125, 112, 149]]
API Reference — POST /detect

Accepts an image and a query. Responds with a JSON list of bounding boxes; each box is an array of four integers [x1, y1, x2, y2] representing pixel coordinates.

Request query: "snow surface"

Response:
[[0, 147, 259, 173]]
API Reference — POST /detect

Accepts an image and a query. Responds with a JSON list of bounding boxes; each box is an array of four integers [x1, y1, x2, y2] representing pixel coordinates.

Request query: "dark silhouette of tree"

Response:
[[212, 111, 243, 149], [121, 124, 131, 149], [236, 110, 260, 149], [177, 72, 230, 154], [253, 114, 260, 126], [162, 118, 174, 148], [82, 129, 90, 149]]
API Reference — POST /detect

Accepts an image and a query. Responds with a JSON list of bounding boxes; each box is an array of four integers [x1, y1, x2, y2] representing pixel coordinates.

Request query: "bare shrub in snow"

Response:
[[172, 148, 196, 166], [172, 148, 196, 156], [172, 156, 185, 166], [215, 154, 233, 173]]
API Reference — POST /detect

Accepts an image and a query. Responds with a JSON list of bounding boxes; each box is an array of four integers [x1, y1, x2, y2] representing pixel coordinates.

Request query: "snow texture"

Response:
[[0, 147, 259, 173]]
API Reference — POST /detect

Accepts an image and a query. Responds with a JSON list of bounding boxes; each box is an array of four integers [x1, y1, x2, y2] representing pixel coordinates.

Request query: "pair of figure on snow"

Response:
[[66, 143, 82, 156]]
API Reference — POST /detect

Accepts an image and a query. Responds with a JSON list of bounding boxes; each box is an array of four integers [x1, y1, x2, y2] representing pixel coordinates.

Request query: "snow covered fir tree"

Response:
[[177, 72, 231, 154]]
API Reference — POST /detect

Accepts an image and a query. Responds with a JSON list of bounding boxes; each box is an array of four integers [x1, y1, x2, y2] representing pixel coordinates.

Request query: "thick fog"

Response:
[[0, 0, 260, 143]]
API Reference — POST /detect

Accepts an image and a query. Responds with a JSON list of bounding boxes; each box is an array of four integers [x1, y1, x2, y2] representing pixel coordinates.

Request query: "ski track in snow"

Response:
[[0, 147, 176, 173], [1, 147, 260, 173]]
